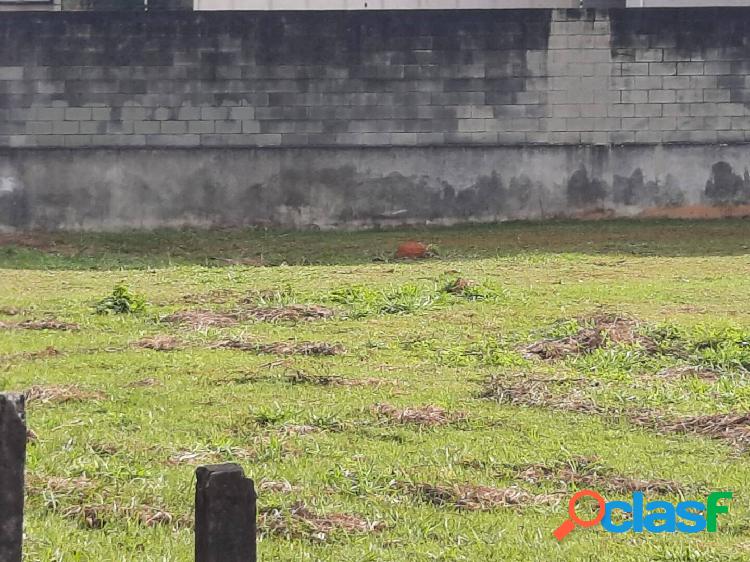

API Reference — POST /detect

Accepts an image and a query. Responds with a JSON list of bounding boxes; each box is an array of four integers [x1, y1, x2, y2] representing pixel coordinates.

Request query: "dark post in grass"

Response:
[[195, 463, 257, 562], [0, 393, 26, 562]]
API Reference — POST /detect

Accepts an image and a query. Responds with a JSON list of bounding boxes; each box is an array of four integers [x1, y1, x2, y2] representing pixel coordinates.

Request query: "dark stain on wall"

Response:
[[0, 185, 29, 229], [705, 161, 750, 204], [612, 169, 684, 208], [567, 166, 606, 209]]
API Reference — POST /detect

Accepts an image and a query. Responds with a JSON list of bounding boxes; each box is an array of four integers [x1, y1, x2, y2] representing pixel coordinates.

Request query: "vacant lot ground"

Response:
[[1, 219, 749, 561]]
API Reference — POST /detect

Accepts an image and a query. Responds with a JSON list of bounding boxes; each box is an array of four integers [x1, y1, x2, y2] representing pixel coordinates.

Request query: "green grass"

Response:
[[2, 219, 750, 561]]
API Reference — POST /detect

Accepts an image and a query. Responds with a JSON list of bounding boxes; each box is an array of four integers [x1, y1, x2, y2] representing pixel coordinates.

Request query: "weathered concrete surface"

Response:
[[0, 393, 25, 562], [195, 463, 256, 562], [3, 144, 750, 230]]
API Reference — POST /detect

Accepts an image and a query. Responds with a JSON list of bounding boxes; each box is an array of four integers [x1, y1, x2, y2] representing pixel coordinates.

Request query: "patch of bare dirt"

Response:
[[133, 335, 182, 351], [213, 339, 345, 356], [630, 411, 750, 450], [656, 365, 721, 382], [0, 319, 79, 331], [258, 501, 385, 541], [403, 482, 557, 510], [161, 310, 239, 329], [523, 314, 656, 360], [242, 304, 334, 322], [481, 376, 603, 415], [371, 403, 467, 426], [24, 385, 105, 405], [515, 456, 685, 495]]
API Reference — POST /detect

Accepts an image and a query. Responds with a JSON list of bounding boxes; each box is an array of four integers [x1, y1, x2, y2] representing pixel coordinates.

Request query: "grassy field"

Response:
[[1, 219, 749, 561]]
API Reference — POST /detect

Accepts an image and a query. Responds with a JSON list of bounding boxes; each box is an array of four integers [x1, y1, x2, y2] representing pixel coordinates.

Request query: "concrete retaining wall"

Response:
[[2, 8, 750, 229]]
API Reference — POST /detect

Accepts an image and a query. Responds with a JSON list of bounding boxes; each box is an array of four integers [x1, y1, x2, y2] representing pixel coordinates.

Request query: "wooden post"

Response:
[[195, 463, 256, 562], [0, 393, 25, 562]]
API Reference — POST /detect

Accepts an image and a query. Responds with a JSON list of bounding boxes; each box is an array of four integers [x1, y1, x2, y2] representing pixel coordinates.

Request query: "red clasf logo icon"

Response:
[[553, 489, 606, 541]]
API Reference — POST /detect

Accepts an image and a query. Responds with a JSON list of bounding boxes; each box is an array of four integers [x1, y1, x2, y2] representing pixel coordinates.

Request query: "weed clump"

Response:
[[95, 283, 146, 315]]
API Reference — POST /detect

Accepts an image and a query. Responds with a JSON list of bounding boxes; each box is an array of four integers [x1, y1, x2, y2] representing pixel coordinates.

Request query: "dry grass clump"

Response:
[[126, 378, 160, 388], [133, 335, 182, 351], [60, 502, 190, 530], [162, 304, 332, 329], [524, 314, 656, 360], [181, 289, 239, 304], [161, 310, 239, 329], [630, 411, 750, 450], [483, 375, 750, 450], [656, 365, 721, 382], [27, 473, 189, 530], [278, 424, 320, 436], [258, 501, 385, 541], [24, 385, 105, 405], [481, 376, 603, 415], [371, 403, 467, 426], [403, 482, 557, 510], [259, 480, 300, 494], [243, 304, 334, 322], [284, 371, 389, 387], [213, 339, 345, 356], [0, 307, 23, 316], [0, 319, 79, 331], [27, 474, 95, 496], [167, 446, 255, 466], [0, 346, 61, 363], [443, 277, 477, 294], [515, 456, 685, 494]]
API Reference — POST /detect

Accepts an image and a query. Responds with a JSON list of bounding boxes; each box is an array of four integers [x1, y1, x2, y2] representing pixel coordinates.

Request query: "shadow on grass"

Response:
[[0, 218, 749, 270]]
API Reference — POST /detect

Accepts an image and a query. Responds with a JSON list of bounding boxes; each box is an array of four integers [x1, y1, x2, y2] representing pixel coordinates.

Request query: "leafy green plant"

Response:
[[94, 283, 146, 315]]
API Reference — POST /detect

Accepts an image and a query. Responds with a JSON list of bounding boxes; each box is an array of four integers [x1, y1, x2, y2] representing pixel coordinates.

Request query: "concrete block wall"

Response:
[[3, 10, 750, 149], [3, 8, 750, 230]]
